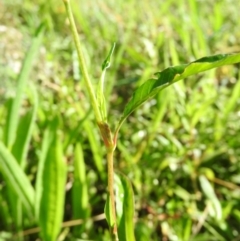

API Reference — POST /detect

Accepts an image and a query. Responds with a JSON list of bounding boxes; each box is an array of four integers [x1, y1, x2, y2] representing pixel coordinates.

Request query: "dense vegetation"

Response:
[[0, 0, 240, 240]]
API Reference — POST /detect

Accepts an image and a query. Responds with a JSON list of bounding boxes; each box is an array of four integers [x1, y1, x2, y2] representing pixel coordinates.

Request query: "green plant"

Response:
[[62, 0, 240, 240], [1, 0, 240, 241]]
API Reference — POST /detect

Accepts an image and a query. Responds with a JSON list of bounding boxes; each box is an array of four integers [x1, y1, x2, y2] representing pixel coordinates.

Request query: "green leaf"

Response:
[[102, 43, 116, 70], [38, 130, 67, 241], [115, 173, 135, 241], [12, 86, 38, 168], [0, 141, 35, 215], [117, 53, 240, 130], [35, 120, 57, 220], [4, 23, 45, 149]]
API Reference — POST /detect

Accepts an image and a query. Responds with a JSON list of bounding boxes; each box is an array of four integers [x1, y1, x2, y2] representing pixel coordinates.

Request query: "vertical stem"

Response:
[[63, 0, 102, 122], [98, 123, 118, 239], [107, 149, 118, 241], [63, 1, 118, 239]]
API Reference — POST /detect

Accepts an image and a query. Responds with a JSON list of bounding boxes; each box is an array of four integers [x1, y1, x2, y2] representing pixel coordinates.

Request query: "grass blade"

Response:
[[0, 142, 35, 215], [4, 23, 44, 149], [12, 86, 38, 167]]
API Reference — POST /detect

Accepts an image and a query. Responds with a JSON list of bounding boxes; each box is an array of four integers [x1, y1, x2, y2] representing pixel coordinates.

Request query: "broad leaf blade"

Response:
[[39, 132, 67, 241], [115, 173, 135, 241], [118, 53, 240, 129]]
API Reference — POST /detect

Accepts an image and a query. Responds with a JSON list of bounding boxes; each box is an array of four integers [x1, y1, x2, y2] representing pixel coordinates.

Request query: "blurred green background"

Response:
[[1, 0, 240, 240]]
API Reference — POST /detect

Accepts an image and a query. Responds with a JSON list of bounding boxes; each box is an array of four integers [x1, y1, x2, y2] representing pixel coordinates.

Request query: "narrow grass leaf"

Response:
[[39, 133, 67, 241], [0, 142, 35, 215], [118, 53, 240, 129], [2, 87, 38, 230], [115, 173, 135, 241], [5, 23, 45, 149], [12, 86, 38, 167]]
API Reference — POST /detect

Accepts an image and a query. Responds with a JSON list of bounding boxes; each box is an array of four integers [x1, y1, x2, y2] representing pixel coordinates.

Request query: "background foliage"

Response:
[[0, 0, 240, 240]]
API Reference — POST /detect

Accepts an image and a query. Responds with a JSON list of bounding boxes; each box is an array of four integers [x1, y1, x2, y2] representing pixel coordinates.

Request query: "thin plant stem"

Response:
[[63, 0, 102, 123], [62, 0, 118, 239], [107, 149, 119, 241]]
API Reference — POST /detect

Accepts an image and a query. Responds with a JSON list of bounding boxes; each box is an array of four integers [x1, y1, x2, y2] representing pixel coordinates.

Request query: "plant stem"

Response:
[[63, 0, 102, 123], [98, 122, 118, 239], [107, 149, 118, 241], [63, 1, 118, 239]]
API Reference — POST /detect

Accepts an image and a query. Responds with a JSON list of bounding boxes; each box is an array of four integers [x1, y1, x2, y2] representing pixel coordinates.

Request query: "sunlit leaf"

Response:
[[117, 53, 240, 130]]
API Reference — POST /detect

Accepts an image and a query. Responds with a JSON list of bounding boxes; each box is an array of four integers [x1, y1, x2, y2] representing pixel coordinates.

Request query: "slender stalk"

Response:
[[63, 0, 102, 122], [107, 149, 118, 241], [62, 1, 118, 239]]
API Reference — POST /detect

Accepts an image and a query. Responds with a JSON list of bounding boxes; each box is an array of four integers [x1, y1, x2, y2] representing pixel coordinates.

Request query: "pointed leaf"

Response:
[[118, 53, 240, 129], [5, 23, 44, 149], [12, 86, 38, 168], [102, 42, 116, 70]]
